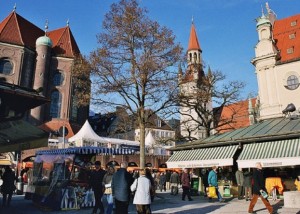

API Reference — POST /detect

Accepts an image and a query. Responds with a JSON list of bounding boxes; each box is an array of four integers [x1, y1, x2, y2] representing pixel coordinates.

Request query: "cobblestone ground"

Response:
[[1, 190, 300, 214]]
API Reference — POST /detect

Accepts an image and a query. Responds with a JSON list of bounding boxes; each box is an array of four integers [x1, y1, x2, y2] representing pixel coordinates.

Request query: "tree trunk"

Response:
[[139, 122, 145, 169]]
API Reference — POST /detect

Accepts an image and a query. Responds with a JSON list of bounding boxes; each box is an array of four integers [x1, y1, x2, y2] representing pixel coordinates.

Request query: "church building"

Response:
[[252, 3, 300, 120], [0, 7, 89, 139]]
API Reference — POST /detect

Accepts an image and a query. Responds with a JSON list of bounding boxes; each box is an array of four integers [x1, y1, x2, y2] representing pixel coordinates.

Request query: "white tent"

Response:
[[68, 120, 107, 146], [68, 120, 139, 147], [145, 131, 156, 147]]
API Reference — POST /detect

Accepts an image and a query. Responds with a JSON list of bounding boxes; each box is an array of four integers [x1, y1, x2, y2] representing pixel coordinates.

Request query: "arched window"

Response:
[[194, 52, 197, 61], [50, 90, 62, 118], [189, 53, 192, 62], [53, 71, 64, 86], [0, 58, 13, 75]]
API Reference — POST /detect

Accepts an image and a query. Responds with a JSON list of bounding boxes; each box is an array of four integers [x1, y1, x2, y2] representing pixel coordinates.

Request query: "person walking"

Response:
[[165, 170, 171, 190], [102, 166, 115, 214], [248, 162, 273, 214], [159, 172, 166, 192], [244, 170, 253, 201], [235, 168, 244, 200], [1, 166, 16, 207], [131, 169, 152, 214], [145, 168, 155, 202], [112, 161, 134, 214], [201, 169, 209, 197], [208, 166, 225, 202], [170, 171, 180, 195], [181, 168, 193, 201], [89, 161, 106, 214]]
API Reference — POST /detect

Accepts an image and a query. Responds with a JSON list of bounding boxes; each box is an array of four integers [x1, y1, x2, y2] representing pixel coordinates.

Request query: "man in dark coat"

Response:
[[248, 162, 273, 214], [165, 170, 171, 190], [1, 166, 16, 207], [89, 161, 106, 214], [181, 168, 193, 201], [111, 161, 133, 214]]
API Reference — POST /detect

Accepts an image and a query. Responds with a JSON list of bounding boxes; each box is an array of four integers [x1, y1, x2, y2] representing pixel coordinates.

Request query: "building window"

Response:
[[285, 75, 299, 90], [53, 71, 64, 86], [0, 58, 13, 75], [291, 21, 297, 26], [287, 47, 294, 54], [50, 90, 62, 118], [289, 33, 296, 39], [156, 119, 162, 127]]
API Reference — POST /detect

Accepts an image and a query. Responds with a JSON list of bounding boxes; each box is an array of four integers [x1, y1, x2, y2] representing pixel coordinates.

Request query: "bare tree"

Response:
[[179, 65, 245, 141], [89, 0, 182, 168]]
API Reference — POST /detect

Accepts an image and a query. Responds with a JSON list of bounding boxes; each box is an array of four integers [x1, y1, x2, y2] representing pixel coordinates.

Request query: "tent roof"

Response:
[[145, 131, 155, 147], [68, 120, 107, 142], [68, 120, 139, 146]]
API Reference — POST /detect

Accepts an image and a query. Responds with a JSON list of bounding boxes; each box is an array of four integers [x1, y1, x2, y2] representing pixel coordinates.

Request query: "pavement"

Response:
[[1, 189, 300, 214]]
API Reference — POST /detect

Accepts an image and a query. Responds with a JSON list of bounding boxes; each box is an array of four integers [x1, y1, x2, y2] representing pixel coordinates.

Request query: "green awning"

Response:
[[0, 120, 48, 153], [237, 139, 300, 168], [166, 145, 238, 168]]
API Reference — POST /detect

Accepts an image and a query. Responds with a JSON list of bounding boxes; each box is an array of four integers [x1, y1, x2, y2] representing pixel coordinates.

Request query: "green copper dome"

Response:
[[36, 36, 53, 47], [256, 15, 271, 27]]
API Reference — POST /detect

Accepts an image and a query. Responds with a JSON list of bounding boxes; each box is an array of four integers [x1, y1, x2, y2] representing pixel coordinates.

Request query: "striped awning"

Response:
[[237, 139, 300, 168], [36, 146, 136, 155], [166, 145, 238, 168], [0, 159, 12, 166]]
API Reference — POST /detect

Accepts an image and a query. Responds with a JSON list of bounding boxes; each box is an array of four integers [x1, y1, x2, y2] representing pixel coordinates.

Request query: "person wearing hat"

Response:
[[89, 161, 106, 214]]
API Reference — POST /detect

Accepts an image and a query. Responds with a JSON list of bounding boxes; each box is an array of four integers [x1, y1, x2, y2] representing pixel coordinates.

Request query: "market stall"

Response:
[[31, 146, 135, 211]]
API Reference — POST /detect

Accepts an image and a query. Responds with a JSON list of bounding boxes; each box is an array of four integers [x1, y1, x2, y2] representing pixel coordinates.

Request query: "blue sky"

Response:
[[1, 0, 300, 106]]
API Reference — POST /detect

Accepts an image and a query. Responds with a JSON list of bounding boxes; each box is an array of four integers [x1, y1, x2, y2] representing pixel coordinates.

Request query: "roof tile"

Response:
[[273, 14, 300, 63]]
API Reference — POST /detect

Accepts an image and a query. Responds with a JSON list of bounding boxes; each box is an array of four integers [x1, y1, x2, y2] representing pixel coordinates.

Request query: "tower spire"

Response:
[[44, 19, 49, 35], [66, 19, 69, 27], [187, 22, 201, 51], [13, 3, 16, 12]]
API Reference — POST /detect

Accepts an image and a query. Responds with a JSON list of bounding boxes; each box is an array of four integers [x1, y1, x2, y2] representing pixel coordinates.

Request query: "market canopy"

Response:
[[166, 145, 238, 168], [0, 119, 48, 153], [237, 138, 300, 168], [36, 146, 136, 155]]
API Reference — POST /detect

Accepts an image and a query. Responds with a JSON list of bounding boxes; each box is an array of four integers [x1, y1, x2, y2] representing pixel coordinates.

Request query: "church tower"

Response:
[[252, 3, 300, 120], [31, 22, 53, 125], [179, 21, 209, 141]]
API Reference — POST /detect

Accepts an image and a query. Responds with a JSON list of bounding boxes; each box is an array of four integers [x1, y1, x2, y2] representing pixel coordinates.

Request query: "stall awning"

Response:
[[237, 139, 300, 168], [36, 146, 136, 155], [0, 159, 12, 165], [0, 120, 48, 153], [166, 145, 238, 168]]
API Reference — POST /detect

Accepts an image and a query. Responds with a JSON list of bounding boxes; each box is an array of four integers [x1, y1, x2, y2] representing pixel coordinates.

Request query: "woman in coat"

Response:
[[208, 166, 224, 202], [102, 166, 115, 214], [1, 166, 16, 207], [131, 169, 152, 214]]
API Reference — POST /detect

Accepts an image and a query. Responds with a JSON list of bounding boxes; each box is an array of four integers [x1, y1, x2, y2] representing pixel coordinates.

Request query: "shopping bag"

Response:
[[207, 186, 217, 198]]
